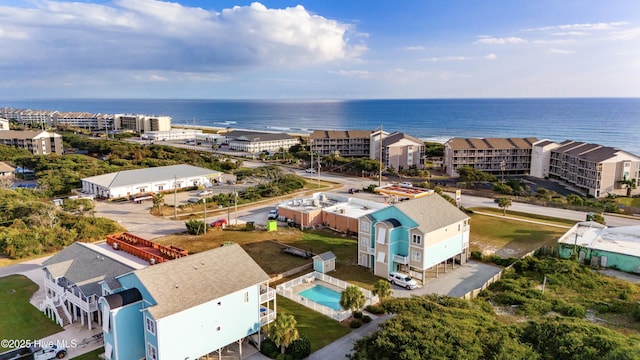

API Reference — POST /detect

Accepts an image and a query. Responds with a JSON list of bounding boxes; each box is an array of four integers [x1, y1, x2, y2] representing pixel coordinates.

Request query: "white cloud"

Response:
[[485, 53, 497, 60], [549, 48, 576, 55], [0, 1, 361, 76], [525, 22, 629, 32], [551, 31, 588, 36], [475, 36, 527, 45], [405, 46, 425, 51], [328, 70, 373, 79], [422, 56, 471, 62]]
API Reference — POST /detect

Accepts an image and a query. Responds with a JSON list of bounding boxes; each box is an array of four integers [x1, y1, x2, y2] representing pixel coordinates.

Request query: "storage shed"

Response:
[[313, 251, 336, 273]]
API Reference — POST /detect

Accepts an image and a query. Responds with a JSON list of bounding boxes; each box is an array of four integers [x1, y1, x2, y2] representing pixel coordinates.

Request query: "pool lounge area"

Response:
[[276, 271, 378, 321]]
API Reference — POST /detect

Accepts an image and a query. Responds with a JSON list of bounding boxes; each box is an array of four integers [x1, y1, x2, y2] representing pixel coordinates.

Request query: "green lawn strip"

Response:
[[616, 197, 640, 207], [470, 207, 577, 227], [276, 295, 350, 353], [469, 213, 568, 257], [71, 348, 104, 360], [0, 275, 63, 352]]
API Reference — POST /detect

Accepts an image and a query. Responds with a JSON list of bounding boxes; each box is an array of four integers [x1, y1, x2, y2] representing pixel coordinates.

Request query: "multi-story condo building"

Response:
[[310, 130, 373, 157], [224, 130, 300, 153], [0, 117, 8, 130], [444, 137, 538, 177], [0, 130, 63, 155], [114, 114, 171, 132], [545, 140, 640, 198], [381, 131, 425, 170], [55, 111, 114, 130], [358, 194, 470, 282]]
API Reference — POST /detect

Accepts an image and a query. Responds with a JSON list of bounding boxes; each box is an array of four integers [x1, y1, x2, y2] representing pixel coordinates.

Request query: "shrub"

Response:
[[365, 305, 385, 314], [470, 251, 483, 261], [353, 311, 363, 319], [260, 338, 279, 359], [286, 335, 311, 360], [349, 319, 362, 328], [362, 315, 372, 323]]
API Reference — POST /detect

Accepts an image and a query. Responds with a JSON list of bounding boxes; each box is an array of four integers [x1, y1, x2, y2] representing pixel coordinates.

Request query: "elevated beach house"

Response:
[[40, 242, 146, 330], [99, 243, 276, 360], [358, 194, 470, 282]]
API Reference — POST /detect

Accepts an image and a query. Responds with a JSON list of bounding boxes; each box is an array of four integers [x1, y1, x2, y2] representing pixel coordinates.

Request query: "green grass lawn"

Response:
[[469, 212, 569, 258], [616, 197, 640, 208], [276, 295, 351, 352], [0, 275, 63, 352]]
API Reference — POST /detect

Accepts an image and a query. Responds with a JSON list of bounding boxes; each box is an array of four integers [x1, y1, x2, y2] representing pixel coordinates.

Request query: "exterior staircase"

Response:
[[55, 305, 71, 327]]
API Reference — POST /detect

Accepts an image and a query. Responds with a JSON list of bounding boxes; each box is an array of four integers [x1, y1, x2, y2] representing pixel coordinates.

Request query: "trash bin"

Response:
[[246, 221, 255, 230]]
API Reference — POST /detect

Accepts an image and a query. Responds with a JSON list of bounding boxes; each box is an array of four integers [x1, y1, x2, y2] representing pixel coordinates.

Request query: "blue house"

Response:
[[99, 243, 276, 360], [357, 194, 470, 282]]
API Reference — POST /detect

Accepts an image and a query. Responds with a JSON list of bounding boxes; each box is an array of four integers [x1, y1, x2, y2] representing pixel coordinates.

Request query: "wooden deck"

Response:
[[106, 232, 188, 265]]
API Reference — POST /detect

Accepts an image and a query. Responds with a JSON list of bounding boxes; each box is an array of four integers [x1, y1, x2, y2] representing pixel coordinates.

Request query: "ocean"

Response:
[[3, 98, 640, 155]]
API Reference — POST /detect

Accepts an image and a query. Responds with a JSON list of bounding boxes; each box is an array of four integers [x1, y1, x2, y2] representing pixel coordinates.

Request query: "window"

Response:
[[411, 234, 422, 245], [147, 343, 157, 360], [376, 228, 386, 244], [145, 317, 156, 335], [359, 237, 369, 247], [377, 252, 386, 263], [412, 251, 421, 262], [360, 220, 370, 233], [244, 291, 249, 303]]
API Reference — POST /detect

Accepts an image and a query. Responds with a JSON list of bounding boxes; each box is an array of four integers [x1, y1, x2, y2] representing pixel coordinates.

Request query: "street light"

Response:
[[500, 160, 506, 184]]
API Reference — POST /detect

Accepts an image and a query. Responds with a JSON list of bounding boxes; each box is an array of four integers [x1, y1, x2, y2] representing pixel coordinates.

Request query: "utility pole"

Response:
[[173, 175, 177, 219], [234, 188, 238, 226], [317, 156, 321, 188], [203, 197, 207, 234], [378, 125, 383, 187]]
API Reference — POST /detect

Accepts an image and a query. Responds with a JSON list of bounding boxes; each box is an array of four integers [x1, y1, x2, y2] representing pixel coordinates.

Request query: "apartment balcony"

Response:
[[393, 254, 409, 265]]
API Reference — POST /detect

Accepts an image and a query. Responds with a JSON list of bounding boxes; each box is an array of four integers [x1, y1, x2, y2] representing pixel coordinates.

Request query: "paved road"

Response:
[[456, 193, 640, 227]]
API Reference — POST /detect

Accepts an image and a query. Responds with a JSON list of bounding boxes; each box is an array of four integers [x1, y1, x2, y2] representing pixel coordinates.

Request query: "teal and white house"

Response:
[[358, 194, 471, 282], [558, 221, 640, 273], [99, 244, 276, 360]]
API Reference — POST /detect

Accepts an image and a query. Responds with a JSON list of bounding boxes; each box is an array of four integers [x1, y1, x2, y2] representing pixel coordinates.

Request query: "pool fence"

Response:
[[276, 271, 379, 321]]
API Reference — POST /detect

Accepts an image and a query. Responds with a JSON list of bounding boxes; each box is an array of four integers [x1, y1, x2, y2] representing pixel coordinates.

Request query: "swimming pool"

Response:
[[298, 285, 343, 311]]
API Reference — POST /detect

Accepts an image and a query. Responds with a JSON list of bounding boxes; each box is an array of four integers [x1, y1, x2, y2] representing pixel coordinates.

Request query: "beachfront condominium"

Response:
[[534, 140, 640, 198], [114, 114, 171, 133], [0, 130, 63, 155], [443, 137, 538, 177], [310, 130, 373, 157]]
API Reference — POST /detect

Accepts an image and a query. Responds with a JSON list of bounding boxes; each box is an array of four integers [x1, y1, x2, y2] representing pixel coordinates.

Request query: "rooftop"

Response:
[[558, 222, 640, 258], [277, 192, 386, 218]]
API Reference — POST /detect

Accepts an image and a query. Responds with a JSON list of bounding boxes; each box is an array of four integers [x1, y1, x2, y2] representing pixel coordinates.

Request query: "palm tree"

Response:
[[372, 279, 392, 303], [617, 178, 637, 197], [497, 197, 512, 216], [151, 192, 165, 214], [268, 313, 299, 354], [340, 285, 365, 313]]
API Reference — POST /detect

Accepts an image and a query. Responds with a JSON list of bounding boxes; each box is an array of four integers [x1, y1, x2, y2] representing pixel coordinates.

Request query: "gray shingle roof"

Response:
[[132, 243, 269, 320], [81, 164, 222, 188], [314, 251, 336, 261], [42, 242, 136, 297], [381, 132, 424, 147], [393, 194, 469, 233]]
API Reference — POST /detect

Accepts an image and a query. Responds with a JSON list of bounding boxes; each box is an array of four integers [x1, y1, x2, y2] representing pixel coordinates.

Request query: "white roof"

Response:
[[559, 222, 640, 257], [82, 164, 222, 188], [278, 192, 385, 219]]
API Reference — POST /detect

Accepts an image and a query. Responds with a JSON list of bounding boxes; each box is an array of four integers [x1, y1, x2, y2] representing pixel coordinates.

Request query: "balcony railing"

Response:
[[393, 254, 409, 265]]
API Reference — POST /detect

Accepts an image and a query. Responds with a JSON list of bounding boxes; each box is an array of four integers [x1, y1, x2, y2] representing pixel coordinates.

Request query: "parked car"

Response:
[[398, 182, 413, 187], [188, 197, 200, 203], [305, 168, 316, 173], [210, 219, 227, 227], [388, 271, 418, 290], [0, 344, 67, 360], [267, 209, 278, 220], [348, 188, 360, 194], [198, 189, 213, 197]]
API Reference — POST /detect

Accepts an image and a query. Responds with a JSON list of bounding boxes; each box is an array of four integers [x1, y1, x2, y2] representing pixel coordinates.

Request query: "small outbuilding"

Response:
[[313, 251, 336, 273]]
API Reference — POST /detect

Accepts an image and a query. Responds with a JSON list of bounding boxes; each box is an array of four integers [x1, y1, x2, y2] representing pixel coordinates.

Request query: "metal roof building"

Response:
[[558, 221, 640, 273], [81, 164, 223, 199]]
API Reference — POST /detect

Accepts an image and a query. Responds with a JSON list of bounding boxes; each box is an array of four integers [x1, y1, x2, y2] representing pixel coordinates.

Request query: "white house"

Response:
[[80, 164, 223, 199]]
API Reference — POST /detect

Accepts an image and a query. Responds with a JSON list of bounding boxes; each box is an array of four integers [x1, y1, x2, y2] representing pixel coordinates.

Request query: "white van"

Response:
[[388, 271, 418, 290]]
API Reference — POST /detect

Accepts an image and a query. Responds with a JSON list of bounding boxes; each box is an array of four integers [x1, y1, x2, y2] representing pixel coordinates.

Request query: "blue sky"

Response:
[[1, 0, 639, 99]]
